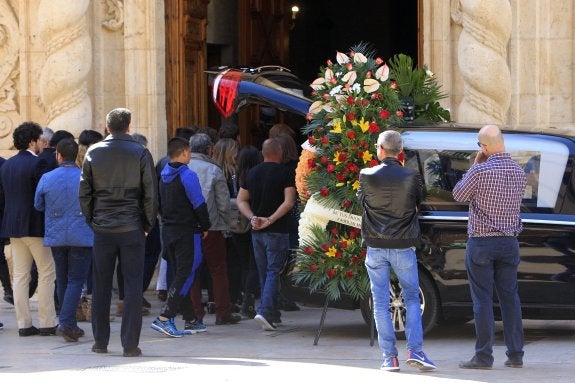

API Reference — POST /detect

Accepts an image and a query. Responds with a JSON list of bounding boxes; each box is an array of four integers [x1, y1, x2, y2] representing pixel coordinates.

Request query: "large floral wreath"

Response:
[[293, 43, 450, 302]]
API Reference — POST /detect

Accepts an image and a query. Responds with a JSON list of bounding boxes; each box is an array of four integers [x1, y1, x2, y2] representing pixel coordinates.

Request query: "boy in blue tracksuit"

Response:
[[34, 138, 94, 342], [151, 137, 211, 337]]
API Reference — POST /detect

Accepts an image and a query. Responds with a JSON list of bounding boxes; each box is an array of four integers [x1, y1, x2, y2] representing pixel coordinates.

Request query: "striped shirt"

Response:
[[453, 152, 527, 237]]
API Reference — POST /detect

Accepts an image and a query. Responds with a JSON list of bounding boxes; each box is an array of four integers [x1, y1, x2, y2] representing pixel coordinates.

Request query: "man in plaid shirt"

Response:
[[453, 125, 527, 370]]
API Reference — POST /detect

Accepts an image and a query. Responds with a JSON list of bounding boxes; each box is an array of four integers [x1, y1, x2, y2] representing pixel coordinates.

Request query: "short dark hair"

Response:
[[131, 133, 148, 147], [49, 130, 74, 147], [167, 137, 190, 159], [13, 121, 43, 151], [106, 108, 131, 133], [56, 138, 79, 162], [219, 123, 239, 140], [175, 127, 197, 141], [78, 129, 103, 146]]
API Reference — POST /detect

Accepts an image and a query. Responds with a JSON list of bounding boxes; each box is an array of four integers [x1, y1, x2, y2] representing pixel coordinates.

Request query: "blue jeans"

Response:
[[251, 232, 289, 320], [365, 247, 423, 358], [465, 236, 524, 365], [52, 247, 92, 329]]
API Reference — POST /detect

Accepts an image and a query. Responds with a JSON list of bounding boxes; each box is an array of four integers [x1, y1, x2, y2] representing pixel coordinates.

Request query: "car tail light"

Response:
[[212, 69, 243, 118]]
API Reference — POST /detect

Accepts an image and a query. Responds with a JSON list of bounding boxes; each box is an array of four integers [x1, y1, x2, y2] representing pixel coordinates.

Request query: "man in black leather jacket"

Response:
[[79, 108, 157, 357], [357, 130, 436, 372]]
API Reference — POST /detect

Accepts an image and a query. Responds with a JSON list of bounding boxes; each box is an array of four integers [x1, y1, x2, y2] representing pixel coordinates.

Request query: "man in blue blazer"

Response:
[[0, 121, 56, 336]]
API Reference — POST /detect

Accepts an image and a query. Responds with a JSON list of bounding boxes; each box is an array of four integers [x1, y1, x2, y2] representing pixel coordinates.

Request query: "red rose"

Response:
[[349, 231, 357, 239], [390, 82, 397, 89], [340, 240, 348, 249], [371, 94, 378, 100], [327, 163, 335, 173], [336, 173, 345, 182], [305, 246, 314, 255], [320, 187, 329, 197], [347, 131, 356, 139], [322, 93, 329, 99], [307, 158, 316, 169], [320, 156, 328, 164], [375, 57, 384, 65], [309, 264, 318, 271], [361, 248, 367, 257], [335, 250, 342, 258], [346, 113, 355, 121], [326, 59, 333, 66], [369, 122, 379, 133], [321, 243, 330, 251], [330, 77, 337, 84], [343, 200, 352, 208], [351, 256, 359, 263], [366, 71, 372, 78], [345, 271, 354, 279], [396, 110, 404, 117], [338, 152, 347, 162], [369, 159, 379, 167], [308, 136, 316, 145], [330, 238, 338, 244], [347, 96, 354, 105], [306, 113, 312, 121], [321, 136, 329, 144], [346, 63, 353, 70], [326, 269, 336, 279], [379, 109, 391, 119], [330, 227, 338, 235]]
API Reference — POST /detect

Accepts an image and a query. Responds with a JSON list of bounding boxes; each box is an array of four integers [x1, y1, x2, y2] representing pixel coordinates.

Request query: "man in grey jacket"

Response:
[[187, 133, 240, 331]]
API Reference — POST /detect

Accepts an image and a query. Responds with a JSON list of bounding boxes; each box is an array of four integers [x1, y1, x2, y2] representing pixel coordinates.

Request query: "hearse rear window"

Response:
[[402, 131, 570, 211]]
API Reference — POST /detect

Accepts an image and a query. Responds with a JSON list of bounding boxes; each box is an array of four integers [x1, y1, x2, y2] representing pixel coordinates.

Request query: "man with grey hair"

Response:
[[357, 130, 436, 372], [186, 133, 240, 333], [79, 107, 157, 357]]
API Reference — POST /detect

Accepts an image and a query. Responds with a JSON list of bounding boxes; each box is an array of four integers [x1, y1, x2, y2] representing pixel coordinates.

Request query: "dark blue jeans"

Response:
[[465, 236, 524, 365], [92, 230, 145, 351], [252, 232, 289, 320], [52, 247, 92, 329]]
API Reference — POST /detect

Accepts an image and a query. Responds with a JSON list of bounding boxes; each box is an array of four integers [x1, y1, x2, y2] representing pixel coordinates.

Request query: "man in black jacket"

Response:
[[79, 108, 157, 357], [357, 130, 436, 372]]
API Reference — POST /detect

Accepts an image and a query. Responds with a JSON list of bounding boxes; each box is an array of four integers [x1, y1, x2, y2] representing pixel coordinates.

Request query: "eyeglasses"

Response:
[[477, 141, 486, 148], [374, 143, 381, 149]]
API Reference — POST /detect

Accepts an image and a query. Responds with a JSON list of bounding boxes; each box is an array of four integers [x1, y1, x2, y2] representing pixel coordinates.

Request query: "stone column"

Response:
[[451, 0, 512, 124], [0, 0, 19, 151], [38, 0, 92, 137], [123, 0, 167, 162]]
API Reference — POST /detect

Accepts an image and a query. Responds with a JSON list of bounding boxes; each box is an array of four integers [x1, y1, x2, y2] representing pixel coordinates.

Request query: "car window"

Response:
[[402, 131, 570, 211]]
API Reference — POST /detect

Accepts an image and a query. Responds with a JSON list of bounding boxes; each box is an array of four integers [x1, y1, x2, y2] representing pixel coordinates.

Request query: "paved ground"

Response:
[[1, 290, 574, 382]]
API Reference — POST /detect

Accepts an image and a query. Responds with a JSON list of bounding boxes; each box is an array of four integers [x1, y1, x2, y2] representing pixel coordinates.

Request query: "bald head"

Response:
[[262, 138, 283, 163], [478, 124, 505, 154]]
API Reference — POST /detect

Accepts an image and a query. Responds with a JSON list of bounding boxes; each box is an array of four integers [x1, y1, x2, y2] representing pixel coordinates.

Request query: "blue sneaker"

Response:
[[380, 356, 400, 372], [151, 317, 184, 338], [185, 319, 207, 334], [406, 350, 436, 371]]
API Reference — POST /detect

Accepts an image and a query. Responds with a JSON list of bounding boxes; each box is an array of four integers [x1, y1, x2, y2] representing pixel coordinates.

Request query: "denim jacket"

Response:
[[34, 162, 94, 247]]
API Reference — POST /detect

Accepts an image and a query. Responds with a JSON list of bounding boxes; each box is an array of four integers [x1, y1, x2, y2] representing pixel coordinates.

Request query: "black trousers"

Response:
[[160, 230, 198, 321], [92, 230, 145, 351]]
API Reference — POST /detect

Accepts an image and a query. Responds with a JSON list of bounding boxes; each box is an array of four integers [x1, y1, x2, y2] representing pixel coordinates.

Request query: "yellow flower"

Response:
[[336, 182, 345, 187], [325, 246, 337, 257], [352, 179, 360, 190], [333, 151, 342, 165], [351, 117, 369, 133], [362, 150, 373, 163], [330, 120, 342, 134]]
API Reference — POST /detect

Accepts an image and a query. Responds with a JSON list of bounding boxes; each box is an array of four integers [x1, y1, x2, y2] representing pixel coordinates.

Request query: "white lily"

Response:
[[375, 64, 389, 81], [336, 51, 350, 64], [309, 100, 324, 115], [311, 77, 326, 90], [353, 52, 367, 63], [334, 94, 347, 106], [341, 71, 357, 85], [363, 78, 380, 93]]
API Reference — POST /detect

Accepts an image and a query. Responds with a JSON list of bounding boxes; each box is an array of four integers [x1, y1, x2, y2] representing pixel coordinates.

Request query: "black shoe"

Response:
[[157, 290, 167, 302], [0, 322, 4, 330], [504, 358, 523, 368], [3, 293, 14, 305], [39, 325, 58, 336], [74, 327, 85, 337], [123, 347, 142, 357], [277, 294, 300, 311], [58, 326, 79, 342], [215, 313, 241, 325], [19, 326, 39, 337], [459, 356, 492, 370], [142, 297, 152, 309], [91, 344, 108, 354]]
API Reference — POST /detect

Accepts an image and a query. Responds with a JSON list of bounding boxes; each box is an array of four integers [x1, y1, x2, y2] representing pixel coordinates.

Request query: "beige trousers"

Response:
[[10, 237, 56, 329]]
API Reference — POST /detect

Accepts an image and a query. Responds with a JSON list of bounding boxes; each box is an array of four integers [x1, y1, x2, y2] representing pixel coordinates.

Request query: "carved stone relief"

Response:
[[102, 0, 124, 31], [0, 0, 19, 142]]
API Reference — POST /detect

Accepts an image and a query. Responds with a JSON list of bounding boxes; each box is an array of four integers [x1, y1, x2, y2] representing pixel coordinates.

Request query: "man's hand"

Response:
[[251, 216, 273, 231]]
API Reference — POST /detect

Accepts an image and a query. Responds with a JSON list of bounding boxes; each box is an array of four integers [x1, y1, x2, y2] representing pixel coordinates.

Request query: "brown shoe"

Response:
[[58, 326, 79, 342]]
